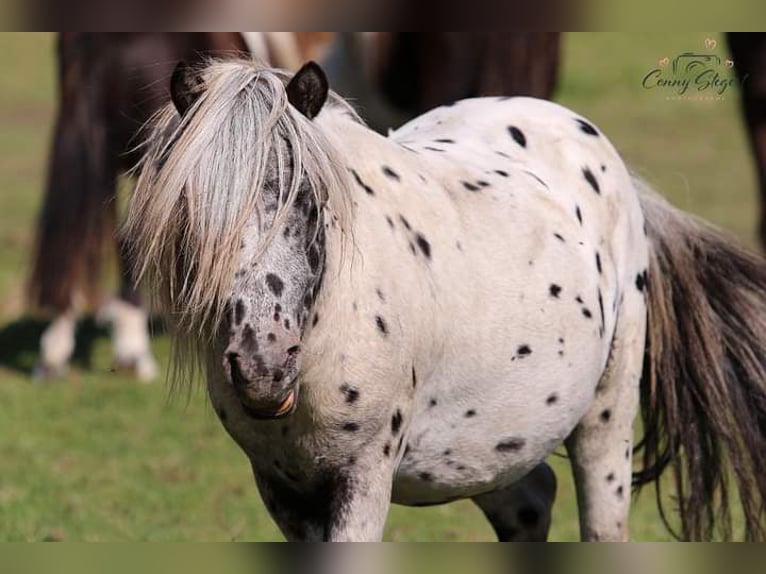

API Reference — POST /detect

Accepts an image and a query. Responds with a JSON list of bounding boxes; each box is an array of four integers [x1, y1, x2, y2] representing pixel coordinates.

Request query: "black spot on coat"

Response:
[[391, 410, 403, 434], [382, 166, 400, 181], [234, 300, 245, 325], [583, 167, 600, 194], [265, 273, 284, 297], [597, 290, 605, 330], [576, 118, 599, 136], [516, 344, 532, 357], [340, 383, 359, 404], [375, 315, 388, 335], [496, 438, 526, 452], [549, 284, 562, 298], [415, 234, 432, 259], [508, 126, 527, 148], [350, 169, 375, 195], [546, 394, 558, 405]]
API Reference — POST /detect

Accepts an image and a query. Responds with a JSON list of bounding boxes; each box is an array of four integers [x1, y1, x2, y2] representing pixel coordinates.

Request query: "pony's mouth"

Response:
[[242, 387, 298, 420]]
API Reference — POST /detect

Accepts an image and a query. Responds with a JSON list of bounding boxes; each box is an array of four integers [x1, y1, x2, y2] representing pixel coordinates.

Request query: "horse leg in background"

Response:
[[35, 309, 77, 379], [98, 236, 157, 383], [30, 34, 118, 379], [728, 33, 766, 249], [563, 289, 647, 541], [472, 462, 557, 541]]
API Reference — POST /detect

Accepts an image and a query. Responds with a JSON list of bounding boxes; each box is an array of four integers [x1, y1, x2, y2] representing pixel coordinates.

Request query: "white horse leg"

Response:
[[564, 295, 647, 541], [35, 309, 77, 379], [472, 462, 557, 541], [98, 298, 157, 383]]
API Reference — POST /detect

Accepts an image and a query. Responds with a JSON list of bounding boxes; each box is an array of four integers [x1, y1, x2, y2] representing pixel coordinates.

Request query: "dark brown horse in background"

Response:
[[322, 33, 560, 133], [29, 33, 251, 380], [729, 33, 766, 249]]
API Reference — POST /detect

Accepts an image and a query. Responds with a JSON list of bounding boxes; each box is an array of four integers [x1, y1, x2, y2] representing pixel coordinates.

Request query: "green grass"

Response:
[[0, 33, 757, 541]]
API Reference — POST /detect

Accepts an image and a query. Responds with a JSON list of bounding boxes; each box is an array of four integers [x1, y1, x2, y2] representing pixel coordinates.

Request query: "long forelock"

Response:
[[124, 60, 357, 386]]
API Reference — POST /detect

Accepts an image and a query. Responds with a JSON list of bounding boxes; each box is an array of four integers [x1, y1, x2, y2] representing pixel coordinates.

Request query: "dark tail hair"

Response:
[[634, 178, 766, 540], [28, 34, 116, 312]]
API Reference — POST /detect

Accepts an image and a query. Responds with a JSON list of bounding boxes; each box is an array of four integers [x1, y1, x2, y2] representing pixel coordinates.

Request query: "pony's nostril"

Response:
[[286, 345, 301, 356], [227, 353, 248, 388]]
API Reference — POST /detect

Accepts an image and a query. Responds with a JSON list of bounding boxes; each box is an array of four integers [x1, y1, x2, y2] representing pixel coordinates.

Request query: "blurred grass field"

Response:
[[0, 33, 758, 541]]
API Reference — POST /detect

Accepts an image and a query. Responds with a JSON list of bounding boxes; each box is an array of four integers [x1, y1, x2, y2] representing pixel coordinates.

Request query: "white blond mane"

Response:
[[124, 60, 358, 346]]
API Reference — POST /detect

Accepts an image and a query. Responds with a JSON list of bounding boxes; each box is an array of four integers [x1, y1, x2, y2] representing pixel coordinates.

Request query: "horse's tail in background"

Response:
[[28, 33, 116, 313], [633, 177, 766, 540]]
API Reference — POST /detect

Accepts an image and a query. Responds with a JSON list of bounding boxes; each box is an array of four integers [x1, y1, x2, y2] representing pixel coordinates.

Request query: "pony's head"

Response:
[[124, 60, 355, 418]]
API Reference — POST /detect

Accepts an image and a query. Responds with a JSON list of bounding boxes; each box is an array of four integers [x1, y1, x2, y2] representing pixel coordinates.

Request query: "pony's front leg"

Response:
[[325, 469, 393, 542], [254, 455, 394, 542]]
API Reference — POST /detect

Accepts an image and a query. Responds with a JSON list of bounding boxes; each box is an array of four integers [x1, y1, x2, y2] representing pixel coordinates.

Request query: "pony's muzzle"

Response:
[[223, 347, 301, 419]]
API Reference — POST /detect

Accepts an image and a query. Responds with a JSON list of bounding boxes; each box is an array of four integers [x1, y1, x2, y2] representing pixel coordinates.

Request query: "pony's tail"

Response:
[[28, 34, 116, 313], [633, 178, 766, 541]]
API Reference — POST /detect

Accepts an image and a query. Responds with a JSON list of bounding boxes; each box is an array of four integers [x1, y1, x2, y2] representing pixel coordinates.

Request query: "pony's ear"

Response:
[[170, 61, 202, 116], [286, 61, 329, 120]]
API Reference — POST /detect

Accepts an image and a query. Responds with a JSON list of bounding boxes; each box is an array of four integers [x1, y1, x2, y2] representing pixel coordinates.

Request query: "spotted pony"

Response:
[[125, 60, 766, 541]]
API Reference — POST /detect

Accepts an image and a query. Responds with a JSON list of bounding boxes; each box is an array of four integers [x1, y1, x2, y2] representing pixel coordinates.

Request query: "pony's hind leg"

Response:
[[564, 294, 646, 541], [35, 309, 77, 379], [472, 462, 557, 541]]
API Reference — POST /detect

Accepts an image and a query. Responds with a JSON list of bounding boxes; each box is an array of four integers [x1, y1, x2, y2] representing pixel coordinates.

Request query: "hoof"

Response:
[[112, 354, 158, 384], [32, 362, 69, 382], [135, 354, 158, 383]]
